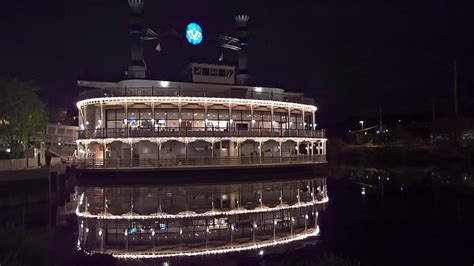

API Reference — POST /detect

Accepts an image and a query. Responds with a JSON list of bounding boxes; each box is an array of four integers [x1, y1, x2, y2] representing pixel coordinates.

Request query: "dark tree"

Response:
[[0, 77, 47, 158]]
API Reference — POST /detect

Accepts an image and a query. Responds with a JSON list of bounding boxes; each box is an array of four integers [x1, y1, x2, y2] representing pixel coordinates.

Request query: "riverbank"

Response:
[[328, 144, 473, 167]]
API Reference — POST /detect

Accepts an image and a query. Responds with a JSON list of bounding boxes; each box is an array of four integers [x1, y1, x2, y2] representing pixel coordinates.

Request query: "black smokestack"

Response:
[[235, 15, 250, 85], [127, 0, 146, 79]]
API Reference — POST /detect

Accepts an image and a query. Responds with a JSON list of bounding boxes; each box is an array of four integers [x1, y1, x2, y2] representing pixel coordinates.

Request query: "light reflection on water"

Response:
[[75, 177, 328, 261], [1, 165, 473, 265]]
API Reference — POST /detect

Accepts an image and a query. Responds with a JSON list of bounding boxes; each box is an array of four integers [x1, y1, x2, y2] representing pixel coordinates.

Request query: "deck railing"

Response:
[[78, 87, 315, 105], [78, 127, 325, 139], [73, 155, 326, 169]]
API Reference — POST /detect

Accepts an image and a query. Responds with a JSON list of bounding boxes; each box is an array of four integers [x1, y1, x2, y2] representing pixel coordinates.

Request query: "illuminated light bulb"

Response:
[[160, 81, 170, 87]]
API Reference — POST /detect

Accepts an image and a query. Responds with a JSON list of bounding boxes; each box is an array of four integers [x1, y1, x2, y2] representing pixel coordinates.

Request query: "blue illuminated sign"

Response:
[[186, 22, 203, 45]]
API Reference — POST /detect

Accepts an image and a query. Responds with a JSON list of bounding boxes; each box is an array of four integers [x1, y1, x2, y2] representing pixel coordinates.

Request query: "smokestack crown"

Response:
[[235, 15, 250, 26], [128, 0, 144, 14]]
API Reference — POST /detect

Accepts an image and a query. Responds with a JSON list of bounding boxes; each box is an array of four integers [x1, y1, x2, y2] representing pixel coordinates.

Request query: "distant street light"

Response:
[[359, 120, 364, 129]]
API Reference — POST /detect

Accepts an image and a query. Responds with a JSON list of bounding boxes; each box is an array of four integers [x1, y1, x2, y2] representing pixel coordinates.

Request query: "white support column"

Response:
[[78, 105, 84, 130], [279, 141, 283, 163], [100, 101, 104, 130], [296, 140, 300, 156], [151, 102, 155, 129], [258, 140, 262, 163], [84, 143, 89, 160], [129, 140, 133, 165], [185, 141, 188, 163], [157, 141, 161, 165], [178, 101, 182, 129], [310, 141, 314, 156], [124, 101, 128, 137], [84, 105, 88, 131], [229, 101, 232, 130], [250, 104, 254, 130], [237, 141, 241, 160], [312, 110, 316, 131], [204, 102, 208, 131], [302, 108, 305, 130], [76, 142, 81, 159], [102, 141, 107, 162], [287, 107, 291, 131], [271, 104, 274, 132], [211, 140, 215, 163]]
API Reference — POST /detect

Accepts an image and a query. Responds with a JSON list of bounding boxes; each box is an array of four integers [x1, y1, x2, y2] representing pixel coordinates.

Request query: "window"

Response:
[[226, 70, 234, 77], [262, 112, 272, 121], [219, 69, 226, 77], [181, 109, 193, 120], [193, 67, 202, 75], [231, 111, 242, 121], [218, 110, 229, 120], [106, 109, 126, 129], [202, 68, 209, 76], [242, 111, 252, 121], [210, 68, 218, 76]]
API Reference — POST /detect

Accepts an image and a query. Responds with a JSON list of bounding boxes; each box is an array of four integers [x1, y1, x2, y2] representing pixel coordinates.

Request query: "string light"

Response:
[[76, 197, 329, 220], [77, 96, 317, 113], [78, 227, 320, 259]]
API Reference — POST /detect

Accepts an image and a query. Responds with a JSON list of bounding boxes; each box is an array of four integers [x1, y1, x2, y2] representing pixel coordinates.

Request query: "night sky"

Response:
[[1, 0, 473, 130]]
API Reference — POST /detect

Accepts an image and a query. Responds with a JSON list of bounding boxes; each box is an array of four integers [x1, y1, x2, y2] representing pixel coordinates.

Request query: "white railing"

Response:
[[73, 155, 326, 169]]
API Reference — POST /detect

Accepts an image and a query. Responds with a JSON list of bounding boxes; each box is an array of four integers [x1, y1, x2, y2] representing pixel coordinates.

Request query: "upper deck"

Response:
[[77, 80, 315, 106]]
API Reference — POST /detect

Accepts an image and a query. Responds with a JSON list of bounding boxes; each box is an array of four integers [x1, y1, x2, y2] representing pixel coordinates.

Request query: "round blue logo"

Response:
[[185, 22, 203, 45]]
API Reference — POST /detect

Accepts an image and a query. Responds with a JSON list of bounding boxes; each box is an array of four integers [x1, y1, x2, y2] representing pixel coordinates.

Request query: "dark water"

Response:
[[1, 165, 473, 266]]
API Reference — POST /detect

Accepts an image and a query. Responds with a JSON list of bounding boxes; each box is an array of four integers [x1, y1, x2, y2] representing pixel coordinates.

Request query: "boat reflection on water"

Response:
[[75, 176, 328, 259]]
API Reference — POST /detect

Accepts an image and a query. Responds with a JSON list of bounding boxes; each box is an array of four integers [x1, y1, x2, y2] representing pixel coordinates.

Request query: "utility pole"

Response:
[[379, 106, 383, 132], [453, 60, 458, 117]]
